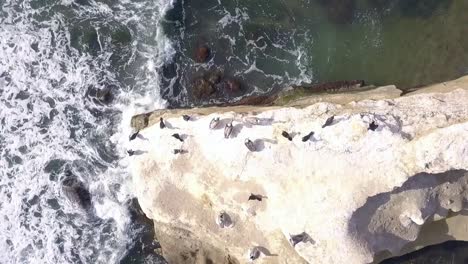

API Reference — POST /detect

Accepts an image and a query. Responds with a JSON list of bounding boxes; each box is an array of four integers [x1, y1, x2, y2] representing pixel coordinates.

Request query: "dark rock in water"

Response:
[[61, 177, 92, 210], [195, 45, 210, 63], [85, 85, 115, 104], [225, 79, 241, 93], [296, 80, 365, 93], [231, 95, 278, 106], [192, 77, 216, 100], [182, 115, 191, 121], [316, 0, 356, 24], [206, 71, 222, 85], [97, 87, 114, 104]]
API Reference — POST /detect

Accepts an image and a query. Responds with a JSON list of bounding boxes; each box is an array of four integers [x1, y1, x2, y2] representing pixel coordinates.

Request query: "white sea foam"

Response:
[[0, 0, 174, 263]]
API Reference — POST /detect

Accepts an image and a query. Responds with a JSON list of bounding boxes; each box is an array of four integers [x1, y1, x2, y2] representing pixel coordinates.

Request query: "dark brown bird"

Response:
[[322, 116, 334, 128], [289, 232, 312, 247], [302, 131, 314, 142], [127, 150, 135, 156], [281, 131, 293, 141], [244, 138, 256, 152], [173, 149, 187, 154], [248, 193, 264, 201], [172, 133, 184, 142], [129, 130, 139, 141], [182, 115, 191, 121], [160, 117, 166, 129], [368, 121, 378, 131]]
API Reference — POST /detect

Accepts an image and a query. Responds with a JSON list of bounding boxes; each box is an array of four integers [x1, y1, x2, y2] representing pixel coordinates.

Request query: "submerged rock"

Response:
[[224, 79, 241, 93], [192, 77, 216, 100], [61, 177, 92, 210], [85, 84, 115, 104], [191, 71, 224, 100], [195, 45, 210, 63], [129, 75, 468, 263]]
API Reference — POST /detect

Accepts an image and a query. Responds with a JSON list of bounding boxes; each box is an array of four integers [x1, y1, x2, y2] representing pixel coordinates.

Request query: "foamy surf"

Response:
[[0, 0, 173, 262]]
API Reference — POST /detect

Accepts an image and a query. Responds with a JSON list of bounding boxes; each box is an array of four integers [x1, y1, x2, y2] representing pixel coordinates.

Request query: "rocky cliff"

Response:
[[128, 76, 468, 264]]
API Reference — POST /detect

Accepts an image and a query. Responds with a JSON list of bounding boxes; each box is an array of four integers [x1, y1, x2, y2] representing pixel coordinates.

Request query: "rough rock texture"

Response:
[[129, 76, 468, 263]]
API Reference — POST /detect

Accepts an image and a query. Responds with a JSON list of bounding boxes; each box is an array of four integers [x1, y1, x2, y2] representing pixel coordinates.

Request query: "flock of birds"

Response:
[[127, 112, 380, 262]]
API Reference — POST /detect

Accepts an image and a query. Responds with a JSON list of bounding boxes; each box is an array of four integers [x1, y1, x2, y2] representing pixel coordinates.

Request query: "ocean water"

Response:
[[0, 0, 171, 262], [160, 0, 468, 106], [0, 0, 467, 263]]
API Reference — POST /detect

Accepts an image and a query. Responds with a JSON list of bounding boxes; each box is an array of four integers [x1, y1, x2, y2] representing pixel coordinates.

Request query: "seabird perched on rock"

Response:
[[209, 117, 220, 129], [182, 115, 191, 121], [159, 117, 166, 129], [302, 131, 314, 142], [172, 133, 184, 142], [129, 129, 139, 141], [281, 131, 293, 141], [368, 121, 378, 131], [289, 232, 311, 247], [322, 116, 334, 128], [216, 211, 232, 228], [248, 193, 264, 202], [248, 247, 261, 261], [127, 150, 135, 156], [244, 138, 256, 152], [224, 122, 233, 139], [173, 149, 187, 154], [244, 117, 259, 126]]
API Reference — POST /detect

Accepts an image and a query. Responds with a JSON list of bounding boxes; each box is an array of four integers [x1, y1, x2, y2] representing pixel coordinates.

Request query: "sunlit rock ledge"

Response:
[[129, 76, 468, 264]]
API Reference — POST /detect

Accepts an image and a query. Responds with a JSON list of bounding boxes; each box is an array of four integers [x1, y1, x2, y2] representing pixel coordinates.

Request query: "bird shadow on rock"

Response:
[[371, 114, 413, 140], [180, 134, 189, 141], [252, 138, 277, 152], [163, 120, 179, 130], [231, 124, 243, 138], [242, 117, 274, 128], [257, 246, 278, 257], [136, 134, 149, 141], [348, 170, 467, 260], [212, 118, 232, 130], [133, 150, 148, 156], [293, 232, 316, 246]]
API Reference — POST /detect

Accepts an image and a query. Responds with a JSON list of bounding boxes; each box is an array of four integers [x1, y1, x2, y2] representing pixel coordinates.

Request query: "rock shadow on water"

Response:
[[119, 198, 167, 264], [347, 170, 468, 263], [379, 240, 468, 264]]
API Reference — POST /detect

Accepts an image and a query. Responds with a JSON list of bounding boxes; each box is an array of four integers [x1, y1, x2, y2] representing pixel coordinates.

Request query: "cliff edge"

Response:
[[128, 76, 468, 263]]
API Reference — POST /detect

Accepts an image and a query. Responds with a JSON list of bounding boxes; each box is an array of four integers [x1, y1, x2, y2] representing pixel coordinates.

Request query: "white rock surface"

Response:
[[129, 79, 468, 264]]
